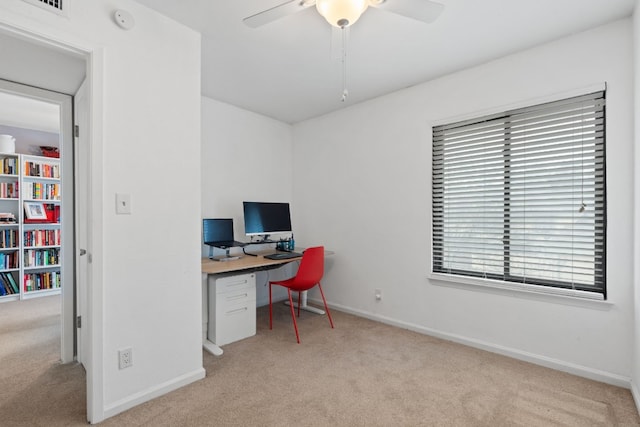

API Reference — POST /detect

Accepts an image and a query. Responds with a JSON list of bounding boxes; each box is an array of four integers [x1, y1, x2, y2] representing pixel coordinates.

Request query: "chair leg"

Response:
[[297, 291, 301, 317], [317, 282, 334, 329], [287, 288, 300, 343], [269, 282, 273, 330]]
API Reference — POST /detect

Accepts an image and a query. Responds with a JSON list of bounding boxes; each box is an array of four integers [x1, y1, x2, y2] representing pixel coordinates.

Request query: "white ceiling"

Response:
[[0, 92, 60, 133], [132, 0, 636, 124]]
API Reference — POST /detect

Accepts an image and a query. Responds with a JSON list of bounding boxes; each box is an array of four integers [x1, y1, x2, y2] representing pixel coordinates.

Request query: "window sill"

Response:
[[428, 272, 612, 310]]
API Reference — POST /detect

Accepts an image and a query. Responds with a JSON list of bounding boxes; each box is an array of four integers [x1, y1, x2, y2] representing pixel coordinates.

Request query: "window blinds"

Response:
[[432, 91, 606, 296]]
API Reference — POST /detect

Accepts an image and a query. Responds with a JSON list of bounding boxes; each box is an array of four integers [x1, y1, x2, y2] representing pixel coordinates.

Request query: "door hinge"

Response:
[[74, 125, 79, 137], [76, 316, 81, 328]]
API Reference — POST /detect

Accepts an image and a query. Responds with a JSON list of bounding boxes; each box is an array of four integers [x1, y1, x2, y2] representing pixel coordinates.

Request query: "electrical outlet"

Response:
[[119, 348, 133, 369], [375, 289, 382, 301]]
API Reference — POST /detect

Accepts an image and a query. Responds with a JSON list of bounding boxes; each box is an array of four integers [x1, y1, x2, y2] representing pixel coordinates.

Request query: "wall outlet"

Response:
[[119, 348, 133, 369], [375, 289, 382, 301]]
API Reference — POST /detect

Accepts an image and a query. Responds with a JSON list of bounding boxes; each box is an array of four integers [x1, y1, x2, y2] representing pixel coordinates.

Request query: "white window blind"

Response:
[[432, 91, 606, 297]]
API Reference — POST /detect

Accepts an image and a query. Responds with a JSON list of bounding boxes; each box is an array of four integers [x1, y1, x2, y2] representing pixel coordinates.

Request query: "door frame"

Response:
[[74, 79, 89, 368], [0, 23, 106, 423]]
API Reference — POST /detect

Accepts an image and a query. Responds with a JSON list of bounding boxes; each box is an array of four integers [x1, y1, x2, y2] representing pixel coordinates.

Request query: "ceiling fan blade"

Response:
[[243, 0, 315, 28], [370, 0, 444, 24]]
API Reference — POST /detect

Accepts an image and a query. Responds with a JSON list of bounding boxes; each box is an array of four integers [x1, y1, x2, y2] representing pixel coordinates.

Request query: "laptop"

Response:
[[203, 218, 246, 248]]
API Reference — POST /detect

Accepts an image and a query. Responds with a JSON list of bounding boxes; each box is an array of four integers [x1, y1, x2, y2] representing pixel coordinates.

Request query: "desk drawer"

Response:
[[218, 288, 254, 306], [212, 273, 255, 294], [210, 300, 256, 346]]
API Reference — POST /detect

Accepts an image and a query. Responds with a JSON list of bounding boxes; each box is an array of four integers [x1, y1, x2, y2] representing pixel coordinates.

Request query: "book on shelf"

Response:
[[24, 228, 61, 247], [22, 182, 60, 201], [23, 248, 60, 267], [2, 272, 18, 294], [24, 161, 60, 179], [0, 228, 18, 248], [0, 212, 16, 223], [0, 182, 18, 199], [1, 157, 17, 175], [0, 251, 18, 270], [24, 270, 59, 292], [1, 275, 11, 294], [0, 273, 15, 295]]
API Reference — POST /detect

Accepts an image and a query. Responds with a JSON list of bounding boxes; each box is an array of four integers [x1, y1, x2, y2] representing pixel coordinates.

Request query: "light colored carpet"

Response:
[[0, 295, 85, 426], [1, 295, 639, 426]]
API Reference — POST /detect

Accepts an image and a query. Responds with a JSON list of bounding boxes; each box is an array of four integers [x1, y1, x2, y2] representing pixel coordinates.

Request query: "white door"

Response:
[[74, 79, 90, 368]]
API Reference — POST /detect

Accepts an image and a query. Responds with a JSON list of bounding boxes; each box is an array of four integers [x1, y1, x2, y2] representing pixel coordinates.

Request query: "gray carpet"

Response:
[[2, 295, 639, 426]]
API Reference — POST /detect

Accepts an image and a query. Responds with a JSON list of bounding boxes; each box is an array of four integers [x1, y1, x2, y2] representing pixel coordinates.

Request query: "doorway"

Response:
[[0, 80, 75, 362], [0, 25, 93, 420]]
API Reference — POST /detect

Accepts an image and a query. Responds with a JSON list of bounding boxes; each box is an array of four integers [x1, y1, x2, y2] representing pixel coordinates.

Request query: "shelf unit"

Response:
[[0, 154, 61, 301]]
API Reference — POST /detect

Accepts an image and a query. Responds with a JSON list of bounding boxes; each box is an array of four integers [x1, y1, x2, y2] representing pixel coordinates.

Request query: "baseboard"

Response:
[[103, 367, 206, 420], [316, 299, 631, 389], [632, 381, 640, 415]]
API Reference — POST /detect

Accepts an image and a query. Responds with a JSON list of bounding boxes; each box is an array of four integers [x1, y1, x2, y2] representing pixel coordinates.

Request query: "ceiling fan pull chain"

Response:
[[341, 25, 349, 102]]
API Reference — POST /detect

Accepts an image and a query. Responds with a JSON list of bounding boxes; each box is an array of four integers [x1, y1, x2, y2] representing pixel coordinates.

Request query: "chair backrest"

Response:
[[289, 246, 324, 291]]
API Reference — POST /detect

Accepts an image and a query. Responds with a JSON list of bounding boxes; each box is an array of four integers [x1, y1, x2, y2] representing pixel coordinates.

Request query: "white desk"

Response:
[[201, 249, 333, 355], [201, 252, 302, 356]]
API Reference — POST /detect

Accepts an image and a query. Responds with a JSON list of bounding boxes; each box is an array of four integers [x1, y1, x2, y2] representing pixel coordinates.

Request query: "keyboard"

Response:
[[264, 252, 302, 260]]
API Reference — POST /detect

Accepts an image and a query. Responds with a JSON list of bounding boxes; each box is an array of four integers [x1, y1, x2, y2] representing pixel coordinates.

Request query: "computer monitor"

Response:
[[203, 218, 246, 247], [203, 218, 246, 261], [243, 201, 292, 240], [203, 218, 234, 246]]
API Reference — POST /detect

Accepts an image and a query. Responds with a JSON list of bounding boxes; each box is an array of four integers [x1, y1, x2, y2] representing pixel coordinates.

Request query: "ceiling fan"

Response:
[[243, 0, 444, 102], [243, 0, 444, 29]]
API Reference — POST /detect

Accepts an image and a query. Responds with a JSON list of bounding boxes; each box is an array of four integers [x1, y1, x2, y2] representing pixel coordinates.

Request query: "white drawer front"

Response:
[[218, 288, 255, 306], [213, 273, 255, 294], [211, 301, 256, 346]]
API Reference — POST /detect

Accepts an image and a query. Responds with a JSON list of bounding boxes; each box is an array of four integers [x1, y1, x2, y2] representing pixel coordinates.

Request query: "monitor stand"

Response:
[[210, 247, 240, 262]]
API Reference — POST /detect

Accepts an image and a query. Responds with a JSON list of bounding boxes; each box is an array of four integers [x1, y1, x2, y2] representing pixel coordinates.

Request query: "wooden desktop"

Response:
[[201, 251, 301, 275]]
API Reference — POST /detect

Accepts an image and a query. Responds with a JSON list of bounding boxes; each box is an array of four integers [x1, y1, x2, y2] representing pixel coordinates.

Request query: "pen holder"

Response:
[[276, 239, 294, 251]]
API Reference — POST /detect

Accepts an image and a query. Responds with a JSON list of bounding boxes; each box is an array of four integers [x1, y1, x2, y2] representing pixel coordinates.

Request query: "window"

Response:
[[432, 91, 606, 298]]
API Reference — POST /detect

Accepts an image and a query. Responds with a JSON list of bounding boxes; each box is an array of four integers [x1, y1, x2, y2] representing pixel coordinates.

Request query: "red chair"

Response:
[[269, 246, 334, 343]]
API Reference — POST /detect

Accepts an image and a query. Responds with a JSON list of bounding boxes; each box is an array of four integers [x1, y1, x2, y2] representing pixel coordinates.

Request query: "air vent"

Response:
[[22, 0, 67, 16]]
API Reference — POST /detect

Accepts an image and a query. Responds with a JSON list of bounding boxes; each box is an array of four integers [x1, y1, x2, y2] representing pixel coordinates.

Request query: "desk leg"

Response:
[[284, 290, 326, 315], [203, 274, 224, 356], [203, 339, 223, 356]]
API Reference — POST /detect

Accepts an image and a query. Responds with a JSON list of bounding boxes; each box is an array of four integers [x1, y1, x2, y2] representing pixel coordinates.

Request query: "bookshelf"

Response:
[[0, 154, 61, 301]]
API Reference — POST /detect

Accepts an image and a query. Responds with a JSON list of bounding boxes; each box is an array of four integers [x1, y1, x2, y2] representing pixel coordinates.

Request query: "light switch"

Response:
[[116, 193, 131, 214]]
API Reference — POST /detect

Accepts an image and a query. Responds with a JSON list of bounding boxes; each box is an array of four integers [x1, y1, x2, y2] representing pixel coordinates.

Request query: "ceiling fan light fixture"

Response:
[[316, 0, 369, 28]]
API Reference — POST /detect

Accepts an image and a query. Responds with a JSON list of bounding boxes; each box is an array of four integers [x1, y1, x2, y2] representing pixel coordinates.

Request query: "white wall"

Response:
[[201, 96, 294, 306], [293, 19, 635, 386], [0, 0, 204, 422], [632, 0, 640, 407], [201, 97, 292, 235]]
